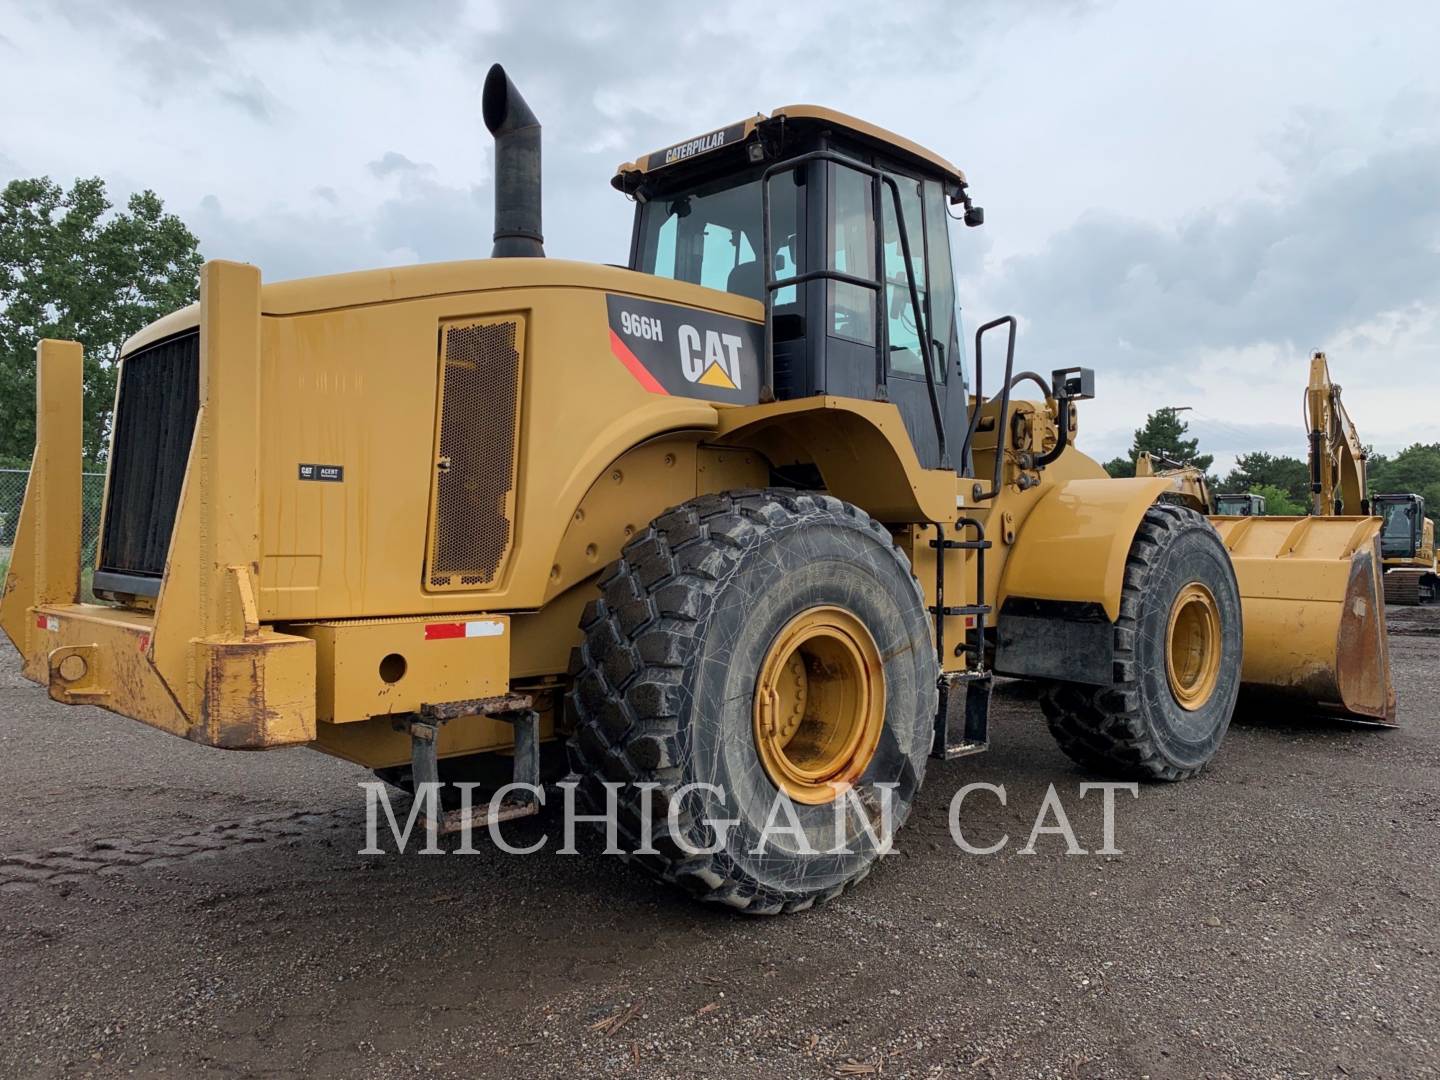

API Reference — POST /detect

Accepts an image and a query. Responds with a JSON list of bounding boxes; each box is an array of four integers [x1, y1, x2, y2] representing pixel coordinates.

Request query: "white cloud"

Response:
[[1, 0, 1438, 468]]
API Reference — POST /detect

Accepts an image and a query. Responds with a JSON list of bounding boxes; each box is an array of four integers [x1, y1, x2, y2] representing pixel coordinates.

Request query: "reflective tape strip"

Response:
[[424, 620, 505, 641]]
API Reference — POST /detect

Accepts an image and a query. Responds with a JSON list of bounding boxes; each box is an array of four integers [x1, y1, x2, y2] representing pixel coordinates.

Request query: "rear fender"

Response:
[[714, 396, 957, 524]]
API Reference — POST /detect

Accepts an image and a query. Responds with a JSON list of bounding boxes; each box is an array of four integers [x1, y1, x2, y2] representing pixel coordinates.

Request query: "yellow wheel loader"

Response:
[[0, 66, 1397, 913]]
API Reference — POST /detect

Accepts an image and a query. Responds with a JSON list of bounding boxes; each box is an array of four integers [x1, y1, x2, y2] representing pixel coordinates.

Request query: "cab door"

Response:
[[877, 171, 962, 472]]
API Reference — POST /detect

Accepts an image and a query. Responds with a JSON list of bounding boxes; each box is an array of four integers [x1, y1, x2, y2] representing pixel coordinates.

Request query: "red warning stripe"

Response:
[[608, 330, 668, 395], [424, 622, 466, 640]]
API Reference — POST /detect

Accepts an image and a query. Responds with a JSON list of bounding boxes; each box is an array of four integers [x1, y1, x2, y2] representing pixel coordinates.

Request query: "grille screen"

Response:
[[98, 330, 201, 583], [426, 317, 524, 590]]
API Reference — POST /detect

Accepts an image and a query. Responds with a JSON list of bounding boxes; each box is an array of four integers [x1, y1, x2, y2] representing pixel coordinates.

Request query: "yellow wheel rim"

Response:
[[1166, 582, 1221, 710], [753, 606, 885, 805]]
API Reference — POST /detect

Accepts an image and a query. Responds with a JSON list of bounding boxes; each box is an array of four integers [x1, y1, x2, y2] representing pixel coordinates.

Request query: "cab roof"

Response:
[[611, 104, 966, 194]]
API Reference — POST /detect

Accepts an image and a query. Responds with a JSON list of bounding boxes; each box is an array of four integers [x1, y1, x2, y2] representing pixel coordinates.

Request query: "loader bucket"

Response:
[[1211, 515, 1397, 725]]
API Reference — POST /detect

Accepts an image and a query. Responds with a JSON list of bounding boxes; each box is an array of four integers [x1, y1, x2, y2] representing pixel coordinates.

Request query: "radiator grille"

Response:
[[97, 330, 200, 585], [426, 317, 524, 590]]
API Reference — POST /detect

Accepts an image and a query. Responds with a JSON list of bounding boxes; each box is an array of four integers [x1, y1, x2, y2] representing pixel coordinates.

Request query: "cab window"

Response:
[[1380, 500, 1416, 555], [636, 169, 801, 305], [881, 174, 928, 378], [827, 163, 876, 344], [825, 162, 959, 383], [923, 179, 957, 374]]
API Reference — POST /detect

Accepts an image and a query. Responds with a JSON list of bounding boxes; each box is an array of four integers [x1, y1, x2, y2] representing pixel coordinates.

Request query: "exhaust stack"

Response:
[[482, 63, 544, 258]]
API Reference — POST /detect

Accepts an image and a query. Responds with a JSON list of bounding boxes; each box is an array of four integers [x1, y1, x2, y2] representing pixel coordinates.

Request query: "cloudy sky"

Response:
[[3, 0, 1437, 469]]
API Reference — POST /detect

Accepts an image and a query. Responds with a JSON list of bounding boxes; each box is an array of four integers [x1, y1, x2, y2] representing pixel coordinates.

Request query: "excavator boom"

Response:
[[1306, 352, 1370, 517]]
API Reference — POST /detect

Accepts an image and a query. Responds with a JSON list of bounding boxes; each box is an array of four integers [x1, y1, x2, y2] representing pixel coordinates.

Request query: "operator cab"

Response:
[[1375, 493, 1425, 559], [613, 107, 985, 471], [1215, 493, 1266, 516]]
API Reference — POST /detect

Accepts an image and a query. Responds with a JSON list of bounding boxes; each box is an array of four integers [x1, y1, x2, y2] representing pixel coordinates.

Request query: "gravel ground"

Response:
[[0, 607, 1437, 1079]]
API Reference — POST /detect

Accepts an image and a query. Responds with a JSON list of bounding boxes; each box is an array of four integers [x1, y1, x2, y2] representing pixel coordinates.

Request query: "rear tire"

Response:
[[567, 490, 937, 914], [1040, 503, 1241, 781]]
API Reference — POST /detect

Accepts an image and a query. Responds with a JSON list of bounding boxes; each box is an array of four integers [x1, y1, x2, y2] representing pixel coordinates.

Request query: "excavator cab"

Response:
[[1215, 493, 1266, 516], [615, 108, 990, 472], [1375, 493, 1424, 559], [1373, 493, 1438, 604]]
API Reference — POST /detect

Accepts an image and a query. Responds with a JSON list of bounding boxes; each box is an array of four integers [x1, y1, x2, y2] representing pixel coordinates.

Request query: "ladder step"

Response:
[[930, 673, 992, 760], [422, 794, 540, 836], [945, 668, 991, 682], [936, 740, 989, 760], [929, 538, 991, 550], [929, 605, 991, 617]]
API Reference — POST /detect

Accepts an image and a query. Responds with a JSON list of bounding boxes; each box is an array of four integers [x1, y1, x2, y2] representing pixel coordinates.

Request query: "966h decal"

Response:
[[606, 294, 762, 404]]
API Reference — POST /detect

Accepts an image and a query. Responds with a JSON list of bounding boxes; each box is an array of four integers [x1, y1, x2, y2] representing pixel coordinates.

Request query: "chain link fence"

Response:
[[0, 468, 107, 599]]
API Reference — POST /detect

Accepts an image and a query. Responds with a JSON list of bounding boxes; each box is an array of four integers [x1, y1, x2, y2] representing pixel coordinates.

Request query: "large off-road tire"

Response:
[[568, 490, 937, 914], [1039, 503, 1242, 781]]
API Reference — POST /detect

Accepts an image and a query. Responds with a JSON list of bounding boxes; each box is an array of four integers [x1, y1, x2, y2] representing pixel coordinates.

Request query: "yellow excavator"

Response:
[[0, 66, 1397, 912], [1300, 352, 1436, 604], [1373, 494, 1437, 605]]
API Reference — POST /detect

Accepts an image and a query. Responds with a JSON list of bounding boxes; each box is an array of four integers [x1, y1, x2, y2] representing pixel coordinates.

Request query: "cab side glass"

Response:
[[881, 175, 928, 377], [828, 164, 875, 345], [923, 179, 957, 378]]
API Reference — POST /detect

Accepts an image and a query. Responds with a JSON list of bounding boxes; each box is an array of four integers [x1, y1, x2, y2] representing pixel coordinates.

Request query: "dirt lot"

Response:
[[1, 609, 1437, 1080]]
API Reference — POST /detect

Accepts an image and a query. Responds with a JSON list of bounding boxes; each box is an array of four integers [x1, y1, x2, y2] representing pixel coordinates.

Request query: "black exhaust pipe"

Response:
[[482, 63, 544, 258]]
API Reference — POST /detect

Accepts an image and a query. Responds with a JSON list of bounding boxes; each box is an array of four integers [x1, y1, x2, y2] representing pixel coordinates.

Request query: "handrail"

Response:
[[959, 316, 1018, 499]]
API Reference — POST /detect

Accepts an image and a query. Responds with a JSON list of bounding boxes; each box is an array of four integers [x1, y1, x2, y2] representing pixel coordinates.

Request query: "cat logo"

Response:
[[679, 325, 744, 391], [605, 294, 761, 405]]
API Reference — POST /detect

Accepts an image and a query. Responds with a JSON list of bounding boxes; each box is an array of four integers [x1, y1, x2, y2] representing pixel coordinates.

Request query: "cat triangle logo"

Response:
[[697, 362, 738, 389], [678, 324, 744, 392]]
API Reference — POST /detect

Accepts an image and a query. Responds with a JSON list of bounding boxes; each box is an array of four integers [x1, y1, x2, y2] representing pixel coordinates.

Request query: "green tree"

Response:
[[1369, 443, 1440, 528], [0, 177, 203, 463], [1106, 408, 1212, 477], [1249, 483, 1304, 515], [1222, 451, 1310, 504]]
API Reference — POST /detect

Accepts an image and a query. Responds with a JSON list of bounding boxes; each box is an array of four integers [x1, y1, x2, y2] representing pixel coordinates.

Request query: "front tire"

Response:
[[1040, 503, 1242, 781], [568, 490, 937, 914]]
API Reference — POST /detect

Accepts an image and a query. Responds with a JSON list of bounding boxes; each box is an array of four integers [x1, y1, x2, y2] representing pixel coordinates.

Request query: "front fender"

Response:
[[998, 477, 1171, 622]]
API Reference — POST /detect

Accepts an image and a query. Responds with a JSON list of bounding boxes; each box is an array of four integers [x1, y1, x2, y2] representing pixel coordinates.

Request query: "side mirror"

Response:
[[1051, 366, 1095, 401]]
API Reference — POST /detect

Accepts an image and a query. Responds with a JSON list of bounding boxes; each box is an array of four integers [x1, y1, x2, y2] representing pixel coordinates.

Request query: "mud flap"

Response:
[[1213, 516, 1397, 725]]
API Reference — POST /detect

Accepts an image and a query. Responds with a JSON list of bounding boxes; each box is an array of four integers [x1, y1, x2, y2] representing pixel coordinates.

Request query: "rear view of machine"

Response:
[[0, 65, 1400, 914]]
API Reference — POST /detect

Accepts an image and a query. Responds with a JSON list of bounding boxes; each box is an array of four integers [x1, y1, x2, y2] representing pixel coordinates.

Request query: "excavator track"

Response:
[[1384, 570, 1439, 606]]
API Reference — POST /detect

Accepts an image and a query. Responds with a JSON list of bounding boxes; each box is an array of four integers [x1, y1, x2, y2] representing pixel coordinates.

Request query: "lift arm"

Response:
[[1306, 351, 1370, 517]]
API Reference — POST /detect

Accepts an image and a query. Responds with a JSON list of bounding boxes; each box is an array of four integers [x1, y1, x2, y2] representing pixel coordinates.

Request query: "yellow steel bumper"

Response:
[[1, 267, 317, 750], [21, 602, 315, 748]]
